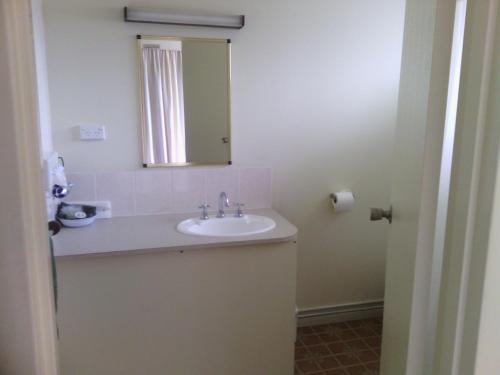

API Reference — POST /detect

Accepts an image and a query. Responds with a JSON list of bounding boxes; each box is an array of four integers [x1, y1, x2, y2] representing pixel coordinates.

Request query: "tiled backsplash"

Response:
[[66, 167, 272, 217]]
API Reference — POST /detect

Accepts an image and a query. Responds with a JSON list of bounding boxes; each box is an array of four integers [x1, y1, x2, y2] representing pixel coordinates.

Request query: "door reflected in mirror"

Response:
[[138, 36, 231, 167]]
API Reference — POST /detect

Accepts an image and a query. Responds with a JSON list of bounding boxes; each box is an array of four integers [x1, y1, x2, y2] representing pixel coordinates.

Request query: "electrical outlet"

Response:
[[79, 124, 106, 140]]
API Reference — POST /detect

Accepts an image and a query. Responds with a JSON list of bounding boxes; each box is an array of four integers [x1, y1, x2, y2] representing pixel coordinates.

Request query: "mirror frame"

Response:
[[137, 35, 232, 168]]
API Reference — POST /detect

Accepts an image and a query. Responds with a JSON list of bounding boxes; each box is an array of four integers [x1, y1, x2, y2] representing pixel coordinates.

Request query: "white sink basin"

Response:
[[177, 215, 276, 237]]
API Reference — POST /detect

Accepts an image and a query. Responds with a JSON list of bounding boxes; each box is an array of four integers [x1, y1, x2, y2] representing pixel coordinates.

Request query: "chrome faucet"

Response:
[[217, 192, 230, 218]]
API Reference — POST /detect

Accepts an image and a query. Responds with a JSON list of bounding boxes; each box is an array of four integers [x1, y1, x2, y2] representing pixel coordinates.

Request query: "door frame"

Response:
[[434, 1, 500, 374], [0, 0, 59, 374]]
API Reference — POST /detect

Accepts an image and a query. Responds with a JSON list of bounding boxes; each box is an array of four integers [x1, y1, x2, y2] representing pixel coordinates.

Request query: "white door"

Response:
[[0, 0, 59, 374], [378, 0, 467, 374]]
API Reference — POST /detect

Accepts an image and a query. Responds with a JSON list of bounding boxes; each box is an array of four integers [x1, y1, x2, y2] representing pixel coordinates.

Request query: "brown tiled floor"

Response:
[[295, 317, 382, 375]]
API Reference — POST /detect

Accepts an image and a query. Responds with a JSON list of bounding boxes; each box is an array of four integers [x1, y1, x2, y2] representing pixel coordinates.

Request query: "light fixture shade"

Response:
[[124, 7, 245, 29]]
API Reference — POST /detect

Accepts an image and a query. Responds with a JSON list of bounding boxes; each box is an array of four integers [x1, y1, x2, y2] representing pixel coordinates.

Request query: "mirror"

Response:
[[138, 36, 231, 167]]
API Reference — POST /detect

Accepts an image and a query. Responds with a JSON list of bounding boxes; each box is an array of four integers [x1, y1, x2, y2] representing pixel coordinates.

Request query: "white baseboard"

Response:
[[296, 300, 384, 327]]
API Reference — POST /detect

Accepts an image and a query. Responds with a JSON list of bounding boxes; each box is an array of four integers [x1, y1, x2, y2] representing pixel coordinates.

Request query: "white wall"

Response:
[[44, 0, 405, 309]]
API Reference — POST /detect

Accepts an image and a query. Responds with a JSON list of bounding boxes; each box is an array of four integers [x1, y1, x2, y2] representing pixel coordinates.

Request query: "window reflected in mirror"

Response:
[[138, 36, 231, 167]]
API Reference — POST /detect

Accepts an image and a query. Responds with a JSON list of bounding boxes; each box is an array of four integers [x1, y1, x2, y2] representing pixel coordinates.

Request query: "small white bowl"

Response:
[[59, 216, 96, 228]]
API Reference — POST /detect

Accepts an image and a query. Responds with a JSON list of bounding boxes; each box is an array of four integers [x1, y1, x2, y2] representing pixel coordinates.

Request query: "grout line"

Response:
[[202, 169, 208, 205], [131, 171, 137, 216], [92, 173, 97, 201], [168, 169, 173, 211]]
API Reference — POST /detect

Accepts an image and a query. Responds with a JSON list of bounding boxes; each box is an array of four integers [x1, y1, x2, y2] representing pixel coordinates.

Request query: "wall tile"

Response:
[[66, 173, 96, 201], [239, 167, 272, 209], [134, 169, 172, 215], [95, 172, 135, 217], [77, 166, 272, 217], [171, 168, 207, 213], [205, 167, 240, 212]]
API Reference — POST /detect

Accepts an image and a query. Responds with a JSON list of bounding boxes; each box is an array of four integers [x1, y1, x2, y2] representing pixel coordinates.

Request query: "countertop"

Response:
[[53, 209, 297, 258]]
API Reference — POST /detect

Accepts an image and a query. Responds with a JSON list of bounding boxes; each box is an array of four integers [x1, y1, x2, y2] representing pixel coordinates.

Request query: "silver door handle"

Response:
[[370, 206, 392, 223]]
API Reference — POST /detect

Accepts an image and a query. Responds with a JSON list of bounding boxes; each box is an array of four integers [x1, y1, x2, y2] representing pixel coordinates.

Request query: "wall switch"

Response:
[[79, 124, 106, 140]]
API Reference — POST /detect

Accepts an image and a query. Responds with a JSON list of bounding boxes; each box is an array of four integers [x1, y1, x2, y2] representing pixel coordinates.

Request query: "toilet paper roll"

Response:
[[330, 190, 355, 213]]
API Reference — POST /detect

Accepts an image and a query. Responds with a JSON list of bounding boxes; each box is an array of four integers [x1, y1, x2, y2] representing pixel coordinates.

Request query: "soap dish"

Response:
[[57, 202, 97, 228]]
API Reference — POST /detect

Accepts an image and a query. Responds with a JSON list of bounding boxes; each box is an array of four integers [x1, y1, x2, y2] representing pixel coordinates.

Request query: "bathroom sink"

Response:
[[177, 215, 276, 237]]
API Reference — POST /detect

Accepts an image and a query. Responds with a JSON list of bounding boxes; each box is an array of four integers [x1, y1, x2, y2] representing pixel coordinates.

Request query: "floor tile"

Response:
[[365, 361, 380, 373], [298, 326, 315, 336], [336, 353, 361, 367], [296, 337, 305, 347], [319, 332, 341, 343], [363, 336, 382, 349], [325, 369, 348, 375], [339, 329, 358, 341], [312, 324, 331, 333], [354, 327, 377, 338], [296, 359, 321, 373], [296, 318, 382, 374], [295, 346, 310, 360], [346, 320, 365, 328], [327, 341, 349, 354], [356, 350, 378, 362], [345, 339, 369, 352], [302, 334, 323, 346], [345, 365, 370, 375], [317, 356, 340, 370], [308, 345, 331, 358]]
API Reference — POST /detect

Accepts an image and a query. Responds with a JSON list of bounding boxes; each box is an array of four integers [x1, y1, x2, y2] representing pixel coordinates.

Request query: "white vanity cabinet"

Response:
[[54, 210, 297, 375]]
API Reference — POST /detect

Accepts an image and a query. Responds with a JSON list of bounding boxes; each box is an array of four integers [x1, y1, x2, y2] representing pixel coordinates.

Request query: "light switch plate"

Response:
[[79, 124, 106, 140]]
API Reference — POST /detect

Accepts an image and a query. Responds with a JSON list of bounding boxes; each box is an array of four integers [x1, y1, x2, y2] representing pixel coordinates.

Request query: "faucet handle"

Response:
[[234, 202, 245, 218], [198, 204, 210, 220]]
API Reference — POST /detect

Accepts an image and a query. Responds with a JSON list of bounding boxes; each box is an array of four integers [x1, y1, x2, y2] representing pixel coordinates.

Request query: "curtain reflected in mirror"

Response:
[[138, 36, 231, 167], [141, 46, 186, 164]]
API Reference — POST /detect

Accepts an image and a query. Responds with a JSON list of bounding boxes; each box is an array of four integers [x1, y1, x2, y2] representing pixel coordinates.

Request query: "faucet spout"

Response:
[[217, 192, 230, 218]]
